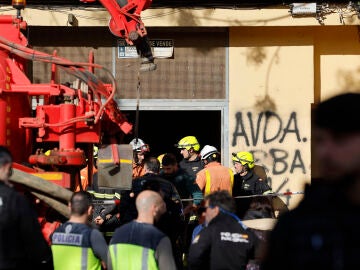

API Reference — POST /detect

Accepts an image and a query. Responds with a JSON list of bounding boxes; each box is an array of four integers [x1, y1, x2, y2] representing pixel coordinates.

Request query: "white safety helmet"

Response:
[[129, 138, 150, 153], [200, 145, 219, 160]]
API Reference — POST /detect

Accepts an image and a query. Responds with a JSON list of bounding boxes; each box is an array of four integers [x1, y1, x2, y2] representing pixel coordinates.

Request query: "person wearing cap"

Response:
[[129, 138, 150, 179], [195, 145, 234, 196], [262, 93, 360, 270], [232, 151, 272, 218], [175, 136, 204, 177]]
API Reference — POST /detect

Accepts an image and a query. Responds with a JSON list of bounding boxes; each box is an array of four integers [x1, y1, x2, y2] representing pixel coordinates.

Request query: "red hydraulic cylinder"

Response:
[[59, 103, 76, 151]]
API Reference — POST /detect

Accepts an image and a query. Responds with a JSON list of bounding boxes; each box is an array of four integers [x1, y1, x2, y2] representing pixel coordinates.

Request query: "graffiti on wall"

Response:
[[232, 111, 308, 202]]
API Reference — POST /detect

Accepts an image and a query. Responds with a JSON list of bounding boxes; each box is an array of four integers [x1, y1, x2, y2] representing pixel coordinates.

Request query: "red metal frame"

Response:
[[0, 0, 154, 238], [81, 0, 153, 44]]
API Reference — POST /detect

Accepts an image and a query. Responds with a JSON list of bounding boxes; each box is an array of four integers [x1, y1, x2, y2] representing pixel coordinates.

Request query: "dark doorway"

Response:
[[122, 110, 221, 160]]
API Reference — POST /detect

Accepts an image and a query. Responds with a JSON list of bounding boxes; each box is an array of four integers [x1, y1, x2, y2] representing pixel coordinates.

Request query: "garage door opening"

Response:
[[122, 110, 222, 160]]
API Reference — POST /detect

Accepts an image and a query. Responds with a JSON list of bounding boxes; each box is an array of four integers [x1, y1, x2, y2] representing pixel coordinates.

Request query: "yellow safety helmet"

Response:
[[157, 153, 165, 168], [232, 151, 255, 169], [175, 136, 200, 152]]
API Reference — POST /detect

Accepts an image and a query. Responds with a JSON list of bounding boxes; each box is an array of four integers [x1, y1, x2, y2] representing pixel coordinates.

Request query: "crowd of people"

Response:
[[0, 92, 359, 270]]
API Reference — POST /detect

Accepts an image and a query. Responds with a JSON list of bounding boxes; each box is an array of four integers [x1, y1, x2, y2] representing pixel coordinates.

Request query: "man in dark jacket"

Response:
[[232, 151, 272, 218], [262, 93, 360, 270], [120, 156, 185, 269], [175, 136, 204, 177], [160, 153, 203, 207], [160, 153, 203, 260], [188, 190, 258, 270], [0, 146, 53, 270]]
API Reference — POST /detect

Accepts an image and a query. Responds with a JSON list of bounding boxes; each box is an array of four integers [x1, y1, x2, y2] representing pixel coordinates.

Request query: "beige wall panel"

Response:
[[229, 27, 314, 209], [320, 55, 360, 98], [315, 26, 360, 100]]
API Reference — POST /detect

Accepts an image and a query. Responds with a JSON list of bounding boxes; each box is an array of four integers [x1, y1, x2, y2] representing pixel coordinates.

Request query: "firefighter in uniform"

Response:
[[175, 136, 204, 177], [195, 145, 234, 196], [130, 138, 150, 179], [232, 151, 272, 218]]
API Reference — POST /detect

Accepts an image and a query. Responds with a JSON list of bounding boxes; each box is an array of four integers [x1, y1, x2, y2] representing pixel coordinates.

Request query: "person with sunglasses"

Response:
[[188, 190, 259, 270]]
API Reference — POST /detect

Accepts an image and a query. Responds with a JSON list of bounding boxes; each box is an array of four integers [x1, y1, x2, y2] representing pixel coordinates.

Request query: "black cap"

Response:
[[314, 92, 360, 133]]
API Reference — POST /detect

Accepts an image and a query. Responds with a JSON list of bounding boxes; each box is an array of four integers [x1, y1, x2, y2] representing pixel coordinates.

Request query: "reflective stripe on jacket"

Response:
[[51, 223, 101, 270], [109, 244, 159, 270], [109, 221, 167, 270], [196, 162, 234, 195]]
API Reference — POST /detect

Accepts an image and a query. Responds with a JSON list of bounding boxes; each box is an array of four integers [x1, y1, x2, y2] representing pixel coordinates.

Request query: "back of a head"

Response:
[[205, 190, 236, 213], [162, 153, 178, 167], [135, 190, 162, 213], [200, 145, 220, 162], [70, 191, 93, 216], [0, 146, 12, 168], [144, 157, 161, 174], [314, 92, 360, 134]]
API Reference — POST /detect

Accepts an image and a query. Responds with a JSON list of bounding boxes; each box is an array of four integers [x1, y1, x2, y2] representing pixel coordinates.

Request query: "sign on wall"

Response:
[[117, 39, 174, 58]]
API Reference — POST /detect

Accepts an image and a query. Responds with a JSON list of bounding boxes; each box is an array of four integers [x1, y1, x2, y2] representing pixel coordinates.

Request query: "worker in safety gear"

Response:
[[232, 151, 272, 219], [175, 136, 204, 177], [90, 187, 122, 242], [130, 138, 150, 178], [51, 191, 108, 270], [109, 190, 176, 270], [188, 190, 259, 270], [78, 145, 99, 191], [195, 145, 234, 196], [0, 146, 53, 270]]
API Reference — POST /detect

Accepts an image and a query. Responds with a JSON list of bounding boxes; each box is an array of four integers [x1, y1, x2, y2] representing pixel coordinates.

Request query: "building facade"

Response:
[[2, 4, 360, 208]]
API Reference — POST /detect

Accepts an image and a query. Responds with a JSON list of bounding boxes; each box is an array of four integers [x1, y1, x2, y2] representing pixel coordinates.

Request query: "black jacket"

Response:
[[179, 155, 204, 178], [233, 170, 271, 197], [188, 212, 258, 270], [262, 181, 360, 270], [0, 182, 53, 270], [233, 171, 272, 218]]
